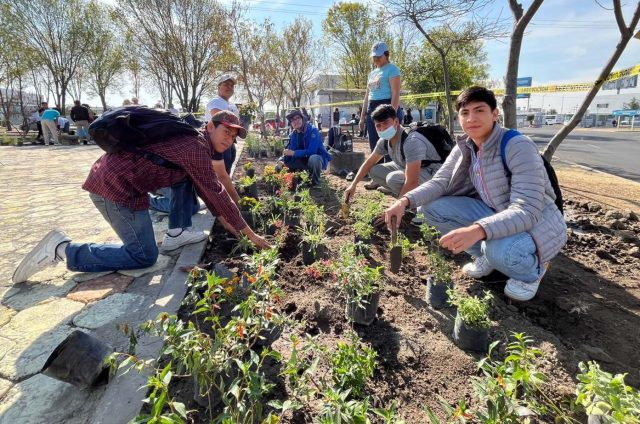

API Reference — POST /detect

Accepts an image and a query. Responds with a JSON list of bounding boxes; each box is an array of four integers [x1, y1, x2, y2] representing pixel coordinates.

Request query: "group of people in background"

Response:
[[31, 101, 95, 145]]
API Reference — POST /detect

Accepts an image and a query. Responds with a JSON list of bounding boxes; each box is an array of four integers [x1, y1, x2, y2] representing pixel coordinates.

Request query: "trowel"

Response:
[[390, 215, 402, 273]]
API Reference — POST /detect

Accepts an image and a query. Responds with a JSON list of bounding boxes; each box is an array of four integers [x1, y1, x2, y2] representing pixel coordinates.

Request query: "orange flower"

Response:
[[274, 293, 280, 303], [266, 307, 273, 320], [497, 374, 506, 389], [453, 406, 472, 420], [237, 324, 245, 339], [257, 265, 263, 276], [247, 275, 257, 284]]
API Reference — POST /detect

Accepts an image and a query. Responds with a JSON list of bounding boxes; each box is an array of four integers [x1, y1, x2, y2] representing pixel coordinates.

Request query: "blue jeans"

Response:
[[149, 179, 199, 229], [65, 193, 159, 272], [418, 196, 541, 283], [284, 155, 323, 185], [223, 143, 237, 174]]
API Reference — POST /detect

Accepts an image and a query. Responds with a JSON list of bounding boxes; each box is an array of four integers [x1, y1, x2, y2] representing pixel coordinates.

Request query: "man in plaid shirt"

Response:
[[13, 111, 270, 283]]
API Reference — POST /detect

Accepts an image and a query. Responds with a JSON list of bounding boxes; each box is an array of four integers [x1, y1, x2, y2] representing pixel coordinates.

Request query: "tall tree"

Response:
[[323, 2, 387, 89], [502, 0, 544, 129], [117, 0, 233, 112], [7, 0, 94, 113], [85, 1, 125, 110], [543, 1, 640, 160], [385, 0, 502, 133], [283, 17, 319, 107], [404, 32, 488, 122]]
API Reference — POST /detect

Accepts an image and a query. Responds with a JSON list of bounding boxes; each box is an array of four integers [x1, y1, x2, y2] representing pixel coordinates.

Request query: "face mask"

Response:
[[377, 124, 397, 140]]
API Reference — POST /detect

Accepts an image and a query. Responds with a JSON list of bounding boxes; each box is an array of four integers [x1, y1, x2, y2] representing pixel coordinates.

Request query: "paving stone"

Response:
[[0, 377, 12, 400], [67, 274, 134, 303], [0, 326, 75, 380], [0, 298, 84, 342], [73, 293, 146, 329], [152, 219, 168, 242], [1, 277, 78, 311], [0, 373, 97, 423], [118, 254, 172, 277], [71, 271, 114, 283], [0, 306, 15, 327]]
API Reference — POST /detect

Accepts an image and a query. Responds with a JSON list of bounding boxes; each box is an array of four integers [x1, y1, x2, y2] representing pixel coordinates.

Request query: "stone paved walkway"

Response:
[[0, 144, 214, 423]]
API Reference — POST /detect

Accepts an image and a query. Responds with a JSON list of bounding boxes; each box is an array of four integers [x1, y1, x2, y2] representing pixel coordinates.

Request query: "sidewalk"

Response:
[[0, 144, 217, 423]]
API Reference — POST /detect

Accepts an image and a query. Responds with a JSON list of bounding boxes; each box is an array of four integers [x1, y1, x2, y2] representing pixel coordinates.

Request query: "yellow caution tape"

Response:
[[304, 63, 640, 109]]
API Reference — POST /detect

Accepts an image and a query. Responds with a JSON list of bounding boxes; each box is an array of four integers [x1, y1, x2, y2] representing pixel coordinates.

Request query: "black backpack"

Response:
[[89, 106, 200, 168], [500, 129, 564, 215], [327, 126, 353, 152], [384, 122, 454, 167]]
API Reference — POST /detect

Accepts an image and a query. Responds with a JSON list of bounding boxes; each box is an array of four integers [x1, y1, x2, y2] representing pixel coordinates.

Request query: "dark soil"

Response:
[[167, 139, 640, 423]]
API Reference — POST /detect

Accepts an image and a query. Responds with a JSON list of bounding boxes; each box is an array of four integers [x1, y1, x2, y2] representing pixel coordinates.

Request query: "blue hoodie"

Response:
[[285, 123, 332, 169]]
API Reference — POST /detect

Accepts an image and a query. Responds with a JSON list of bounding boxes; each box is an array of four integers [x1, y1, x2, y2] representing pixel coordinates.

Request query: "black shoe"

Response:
[[48, 142, 54, 145], [82, 140, 87, 145], [346, 172, 355, 181]]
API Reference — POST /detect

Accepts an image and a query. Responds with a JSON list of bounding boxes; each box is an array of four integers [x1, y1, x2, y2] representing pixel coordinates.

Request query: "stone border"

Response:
[[89, 141, 245, 424]]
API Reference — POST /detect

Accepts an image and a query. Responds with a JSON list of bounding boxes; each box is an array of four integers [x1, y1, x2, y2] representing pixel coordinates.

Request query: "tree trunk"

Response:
[[99, 92, 107, 111], [542, 3, 640, 161], [502, 0, 544, 130], [440, 52, 455, 134]]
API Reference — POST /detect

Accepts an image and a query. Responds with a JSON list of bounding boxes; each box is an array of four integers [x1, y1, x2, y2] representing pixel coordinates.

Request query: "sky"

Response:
[[93, 0, 640, 110]]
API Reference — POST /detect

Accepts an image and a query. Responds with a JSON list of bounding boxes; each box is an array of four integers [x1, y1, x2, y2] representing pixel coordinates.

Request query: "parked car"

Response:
[[545, 115, 557, 125]]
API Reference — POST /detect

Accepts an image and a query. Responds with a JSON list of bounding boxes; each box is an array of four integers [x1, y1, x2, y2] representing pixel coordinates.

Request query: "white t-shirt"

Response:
[[204, 96, 238, 122]]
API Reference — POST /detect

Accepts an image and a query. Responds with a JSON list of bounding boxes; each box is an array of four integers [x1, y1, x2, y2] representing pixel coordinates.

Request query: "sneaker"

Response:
[[161, 229, 208, 251], [504, 263, 549, 302], [12, 230, 70, 284], [364, 181, 379, 190], [376, 186, 394, 195], [461, 256, 494, 279]]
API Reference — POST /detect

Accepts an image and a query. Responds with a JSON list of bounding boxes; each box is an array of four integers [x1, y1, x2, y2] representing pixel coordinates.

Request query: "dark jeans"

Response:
[[223, 143, 237, 174], [149, 179, 200, 229], [36, 122, 43, 140]]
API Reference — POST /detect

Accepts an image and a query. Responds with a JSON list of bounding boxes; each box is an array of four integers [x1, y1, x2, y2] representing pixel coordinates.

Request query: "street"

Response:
[[520, 127, 640, 182]]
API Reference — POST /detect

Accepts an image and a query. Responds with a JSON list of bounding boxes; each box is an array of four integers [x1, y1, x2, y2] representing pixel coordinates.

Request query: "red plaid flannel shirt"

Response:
[[82, 134, 246, 231]]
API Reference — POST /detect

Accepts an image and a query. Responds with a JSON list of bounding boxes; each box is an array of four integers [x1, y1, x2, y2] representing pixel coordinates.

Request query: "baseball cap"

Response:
[[217, 74, 236, 85], [211, 110, 247, 139], [370, 41, 389, 57]]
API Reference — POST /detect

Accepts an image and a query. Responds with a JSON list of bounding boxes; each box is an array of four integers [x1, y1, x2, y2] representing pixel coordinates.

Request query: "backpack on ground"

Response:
[[384, 121, 454, 167], [500, 129, 564, 215], [89, 106, 200, 169], [327, 126, 353, 152]]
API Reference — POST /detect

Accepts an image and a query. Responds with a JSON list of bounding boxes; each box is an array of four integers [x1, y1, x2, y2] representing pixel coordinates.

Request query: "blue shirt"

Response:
[[41, 109, 60, 121], [367, 63, 401, 101], [285, 124, 332, 169]]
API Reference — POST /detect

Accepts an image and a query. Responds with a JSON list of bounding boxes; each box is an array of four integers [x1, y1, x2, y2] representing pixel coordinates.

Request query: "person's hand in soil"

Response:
[[439, 224, 486, 255], [241, 227, 272, 249], [218, 216, 239, 237], [385, 197, 407, 231]]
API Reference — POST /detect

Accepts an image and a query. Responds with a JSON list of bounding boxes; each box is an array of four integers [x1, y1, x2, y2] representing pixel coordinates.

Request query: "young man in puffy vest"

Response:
[[279, 109, 331, 187], [384, 87, 566, 302], [13, 112, 270, 284]]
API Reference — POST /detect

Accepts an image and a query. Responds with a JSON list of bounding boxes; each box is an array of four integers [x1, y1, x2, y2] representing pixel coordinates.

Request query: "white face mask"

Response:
[[377, 123, 397, 140]]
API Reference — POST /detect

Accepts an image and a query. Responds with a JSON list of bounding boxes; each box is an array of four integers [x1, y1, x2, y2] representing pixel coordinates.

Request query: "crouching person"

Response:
[[343, 104, 442, 202], [384, 86, 566, 301], [13, 111, 271, 283], [279, 109, 331, 187]]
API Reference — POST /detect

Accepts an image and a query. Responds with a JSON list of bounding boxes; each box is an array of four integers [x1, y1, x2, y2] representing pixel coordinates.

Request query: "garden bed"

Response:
[[128, 137, 640, 423]]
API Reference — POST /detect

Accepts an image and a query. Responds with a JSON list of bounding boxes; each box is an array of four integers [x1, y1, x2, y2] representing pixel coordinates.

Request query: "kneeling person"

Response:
[[344, 104, 442, 202], [280, 109, 331, 186]]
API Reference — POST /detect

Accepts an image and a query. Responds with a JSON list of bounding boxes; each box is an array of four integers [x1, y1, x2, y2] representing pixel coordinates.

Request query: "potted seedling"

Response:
[[332, 244, 384, 326], [243, 161, 256, 178], [576, 361, 640, 423], [447, 289, 492, 352], [237, 175, 258, 199], [238, 196, 261, 227], [265, 215, 285, 236], [425, 251, 453, 309], [231, 234, 254, 255], [419, 221, 441, 252], [353, 221, 373, 257], [299, 223, 328, 265]]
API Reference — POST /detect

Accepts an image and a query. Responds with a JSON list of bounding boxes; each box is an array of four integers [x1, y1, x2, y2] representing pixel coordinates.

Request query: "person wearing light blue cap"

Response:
[[359, 41, 402, 190]]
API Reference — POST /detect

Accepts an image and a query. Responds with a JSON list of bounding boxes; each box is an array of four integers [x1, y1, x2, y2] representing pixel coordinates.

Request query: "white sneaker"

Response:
[[161, 229, 208, 251], [461, 256, 494, 278], [12, 229, 70, 284], [504, 263, 549, 302]]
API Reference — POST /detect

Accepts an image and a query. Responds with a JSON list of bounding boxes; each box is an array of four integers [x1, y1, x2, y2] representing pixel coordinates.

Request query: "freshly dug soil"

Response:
[[167, 138, 640, 423]]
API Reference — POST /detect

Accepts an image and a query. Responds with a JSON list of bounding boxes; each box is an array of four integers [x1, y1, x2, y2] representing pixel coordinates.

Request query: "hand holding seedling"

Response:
[[439, 224, 486, 254]]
